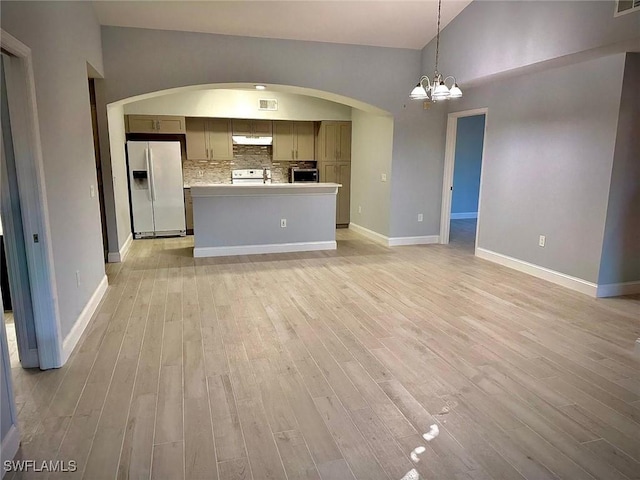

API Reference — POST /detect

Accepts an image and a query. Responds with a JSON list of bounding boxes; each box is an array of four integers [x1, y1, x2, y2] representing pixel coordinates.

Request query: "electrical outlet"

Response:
[[358, 206, 362, 214], [281, 218, 287, 228], [75, 270, 80, 287], [90, 185, 96, 198], [198, 170, 204, 178], [539, 235, 546, 247], [381, 173, 387, 182], [418, 213, 423, 222]]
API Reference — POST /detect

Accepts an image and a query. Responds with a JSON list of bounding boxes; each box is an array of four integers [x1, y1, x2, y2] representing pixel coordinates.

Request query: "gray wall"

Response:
[[415, 0, 638, 283], [351, 110, 394, 235], [1, 2, 106, 338], [99, 26, 424, 239], [450, 54, 625, 283], [389, 101, 447, 238], [452, 115, 484, 215], [421, 1, 640, 84], [101, 27, 418, 113], [598, 53, 640, 285]]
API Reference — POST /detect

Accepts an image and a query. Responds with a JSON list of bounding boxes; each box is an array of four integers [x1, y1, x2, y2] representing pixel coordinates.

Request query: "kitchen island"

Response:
[[190, 183, 341, 257]]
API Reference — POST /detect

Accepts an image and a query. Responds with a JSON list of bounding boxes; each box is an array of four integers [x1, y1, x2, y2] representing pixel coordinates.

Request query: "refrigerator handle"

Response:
[[148, 147, 157, 202]]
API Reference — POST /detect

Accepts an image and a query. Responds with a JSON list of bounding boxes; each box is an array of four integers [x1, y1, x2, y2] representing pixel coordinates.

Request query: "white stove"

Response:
[[231, 168, 271, 185]]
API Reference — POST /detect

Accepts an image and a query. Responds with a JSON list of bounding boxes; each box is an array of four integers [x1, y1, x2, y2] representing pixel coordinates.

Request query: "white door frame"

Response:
[[439, 107, 488, 251], [0, 102, 39, 368], [1, 30, 63, 369]]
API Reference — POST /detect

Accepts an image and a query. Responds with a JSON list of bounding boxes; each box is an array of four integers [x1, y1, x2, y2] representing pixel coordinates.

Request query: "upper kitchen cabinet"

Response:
[[185, 118, 234, 161], [126, 115, 186, 134], [272, 121, 315, 161], [232, 119, 272, 137], [317, 121, 351, 162]]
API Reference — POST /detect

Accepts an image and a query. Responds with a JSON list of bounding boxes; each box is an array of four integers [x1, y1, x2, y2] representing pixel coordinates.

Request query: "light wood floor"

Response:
[[6, 228, 640, 480]]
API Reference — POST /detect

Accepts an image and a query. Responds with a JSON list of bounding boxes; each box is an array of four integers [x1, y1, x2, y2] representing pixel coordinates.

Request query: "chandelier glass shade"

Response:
[[410, 0, 462, 102]]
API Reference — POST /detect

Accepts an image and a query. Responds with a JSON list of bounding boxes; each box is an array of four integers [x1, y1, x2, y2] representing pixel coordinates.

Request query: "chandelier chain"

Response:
[[435, 0, 442, 74]]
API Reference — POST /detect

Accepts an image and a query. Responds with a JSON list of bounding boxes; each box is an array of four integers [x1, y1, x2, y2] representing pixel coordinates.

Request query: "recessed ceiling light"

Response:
[[255, 85, 266, 90]]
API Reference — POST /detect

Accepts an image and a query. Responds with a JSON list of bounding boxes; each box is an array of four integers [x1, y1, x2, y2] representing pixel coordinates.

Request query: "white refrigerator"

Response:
[[127, 141, 186, 238]]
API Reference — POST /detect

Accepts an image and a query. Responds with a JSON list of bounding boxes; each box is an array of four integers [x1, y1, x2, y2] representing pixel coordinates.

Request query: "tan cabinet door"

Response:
[[231, 119, 252, 136], [232, 119, 273, 136], [156, 116, 185, 134], [295, 122, 315, 160], [272, 121, 295, 161], [208, 119, 234, 160], [126, 115, 158, 133], [127, 115, 186, 134], [322, 123, 338, 161], [320, 162, 337, 183], [185, 118, 208, 160], [317, 121, 350, 162], [336, 163, 351, 225], [253, 120, 273, 136], [337, 123, 352, 162]]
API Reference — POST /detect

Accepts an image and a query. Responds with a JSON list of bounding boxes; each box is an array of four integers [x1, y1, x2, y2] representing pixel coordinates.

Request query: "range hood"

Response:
[[232, 135, 273, 146]]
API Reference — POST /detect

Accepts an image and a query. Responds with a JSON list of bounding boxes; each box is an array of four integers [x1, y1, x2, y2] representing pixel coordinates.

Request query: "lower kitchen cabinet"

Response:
[[184, 188, 193, 233], [320, 162, 350, 226]]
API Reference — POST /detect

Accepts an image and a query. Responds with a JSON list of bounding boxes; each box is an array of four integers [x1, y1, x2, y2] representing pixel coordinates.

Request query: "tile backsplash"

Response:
[[183, 144, 316, 186]]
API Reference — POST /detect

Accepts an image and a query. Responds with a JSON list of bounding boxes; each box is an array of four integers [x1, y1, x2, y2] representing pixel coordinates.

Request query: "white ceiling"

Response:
[[92, 1, 473, 50]]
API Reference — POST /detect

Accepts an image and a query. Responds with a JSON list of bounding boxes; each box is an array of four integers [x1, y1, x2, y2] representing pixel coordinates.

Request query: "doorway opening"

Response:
[[440, 108, 488, 251], [1, 29, 62, 370], [89, 78, 109, 262]]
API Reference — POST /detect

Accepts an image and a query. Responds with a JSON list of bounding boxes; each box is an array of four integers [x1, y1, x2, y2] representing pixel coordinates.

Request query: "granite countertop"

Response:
[[190, 183, 341, 196]]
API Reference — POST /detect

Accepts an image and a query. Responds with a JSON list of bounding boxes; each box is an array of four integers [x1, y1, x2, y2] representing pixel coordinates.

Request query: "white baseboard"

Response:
[[107, 233, 133, 263], [451, 212, 478, 220], [194, 241, 336, 258], [475, 247, 598, 297], [596, 281, 640, 298], [61, 275, 108, 364], [350, 223, 440, 247], [388, 235, 440, 246], [1, 425, 20, 472], [348, 223, 389, 245]]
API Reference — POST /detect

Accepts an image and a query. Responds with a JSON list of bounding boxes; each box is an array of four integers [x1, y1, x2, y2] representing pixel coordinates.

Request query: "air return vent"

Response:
[[615, 0, 640, 15], [259, 99, 278, 111]]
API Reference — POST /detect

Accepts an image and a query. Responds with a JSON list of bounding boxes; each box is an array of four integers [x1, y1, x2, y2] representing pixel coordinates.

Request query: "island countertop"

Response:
[[190, 183, 341, 196]]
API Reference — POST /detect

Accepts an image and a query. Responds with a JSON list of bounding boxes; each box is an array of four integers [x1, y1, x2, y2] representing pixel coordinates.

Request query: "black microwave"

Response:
[[290, 168, 319, 183]]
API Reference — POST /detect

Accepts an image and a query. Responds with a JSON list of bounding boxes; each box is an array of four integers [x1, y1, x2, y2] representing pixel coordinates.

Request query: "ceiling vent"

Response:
[[259, 99, 278, 111]]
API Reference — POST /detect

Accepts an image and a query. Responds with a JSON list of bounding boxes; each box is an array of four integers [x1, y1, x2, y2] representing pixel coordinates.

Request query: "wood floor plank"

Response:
[[208, 374, 247, 462], [278, 372, 343, 465], [235, 398, 288, 480], [313, 395, 389, 480], [217, 457, 252, 480], [151, 441, 184, 480], [154, 364, 183, 445], [348, 407, 414, 479], [184, 396, 218, 479], [274, 429, 322, 480]]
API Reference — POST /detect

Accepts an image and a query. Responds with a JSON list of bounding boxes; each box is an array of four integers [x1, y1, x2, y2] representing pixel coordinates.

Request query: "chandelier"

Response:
[[409, 0, 462, 102]]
